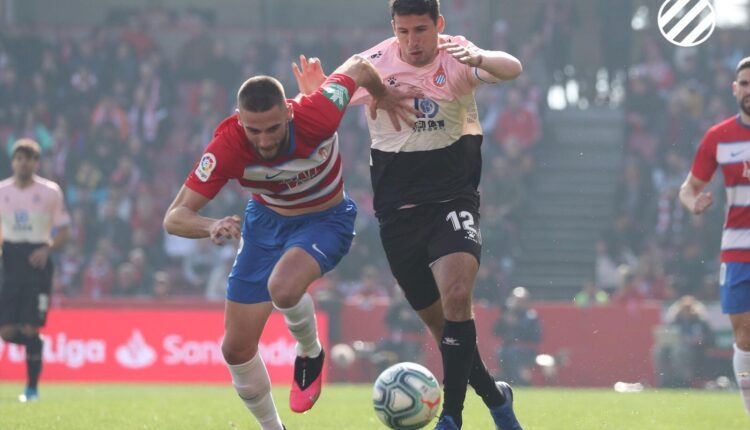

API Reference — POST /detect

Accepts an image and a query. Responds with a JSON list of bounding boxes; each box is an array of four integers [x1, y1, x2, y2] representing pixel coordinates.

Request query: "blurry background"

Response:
[[0, 0, 747, 388]]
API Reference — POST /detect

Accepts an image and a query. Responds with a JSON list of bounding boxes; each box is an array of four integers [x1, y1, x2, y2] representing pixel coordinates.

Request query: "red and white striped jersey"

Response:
[[184, 74, 356, 210], [691, 115, 750, 262]]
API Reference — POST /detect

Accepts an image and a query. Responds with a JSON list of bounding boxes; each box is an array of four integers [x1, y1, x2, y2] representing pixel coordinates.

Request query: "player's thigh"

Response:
[[428, 199, 481, 290], [284, 196, 357, 277], [267, 247, 322, 307], [222, 300, 274, 364], [379, 207, 440, 311]]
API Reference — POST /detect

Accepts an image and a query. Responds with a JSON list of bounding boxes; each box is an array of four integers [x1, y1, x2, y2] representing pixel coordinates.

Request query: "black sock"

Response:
[[468, 347, 505, 407], [26, 335, 43, 390], [440, 319, 477, 427]]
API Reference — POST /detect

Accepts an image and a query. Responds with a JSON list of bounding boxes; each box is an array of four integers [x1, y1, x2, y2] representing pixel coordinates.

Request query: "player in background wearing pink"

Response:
[[680, 56, 750, 417], [294, 1, 523, 428], [164, 54, 413, 430], [0, 139, 71, 402]]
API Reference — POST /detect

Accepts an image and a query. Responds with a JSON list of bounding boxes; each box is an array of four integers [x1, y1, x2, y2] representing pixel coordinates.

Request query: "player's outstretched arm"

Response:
[[439, 42, 522, 83], [164, 185, 241, 245], [334, 55, 420, 131], [679, 173, 713, 214]]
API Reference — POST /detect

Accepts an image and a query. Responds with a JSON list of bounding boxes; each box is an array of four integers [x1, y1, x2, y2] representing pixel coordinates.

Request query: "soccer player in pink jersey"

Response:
[[680, 56, 750, 417], [0, 139, 71, 402], [295, 1, 524, 428], [163, 55, 413, 430]]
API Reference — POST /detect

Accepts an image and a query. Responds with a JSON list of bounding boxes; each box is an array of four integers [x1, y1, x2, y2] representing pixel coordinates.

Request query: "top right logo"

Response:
[[657, 0, 716, 47]]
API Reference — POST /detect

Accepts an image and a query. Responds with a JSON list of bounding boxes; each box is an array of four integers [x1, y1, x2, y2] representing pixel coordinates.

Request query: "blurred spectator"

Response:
[[573, 280, 609, 307], [494, 287, 542, 386], [611, 265, 647, 309], [373, 292, 425, 372], [152, 271, 172, 299], [653, 295, 715, 388], [113, 262, 142, 297], [81, 250, 115, 298]]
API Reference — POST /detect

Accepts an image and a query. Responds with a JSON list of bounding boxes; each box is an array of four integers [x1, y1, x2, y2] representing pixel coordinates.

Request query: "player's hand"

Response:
[[368, 86, 422, 132], [28, 245, 50, 269], [692, 191, 713, 214], [438, 42, 483, 67], [209, 215, 241, 245], [293, 55, 327, 95]]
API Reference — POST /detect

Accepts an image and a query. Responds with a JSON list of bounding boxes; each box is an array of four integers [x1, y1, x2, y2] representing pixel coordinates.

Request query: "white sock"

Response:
[[734, 343, 750, 415], [274, 293, 322, 357], [227, 353, 284, 430]]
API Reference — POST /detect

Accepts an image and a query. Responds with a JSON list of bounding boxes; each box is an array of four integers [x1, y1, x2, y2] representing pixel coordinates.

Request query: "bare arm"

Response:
[[439, 42, 522, 83], [163, 185, 241, 245], [28, 225, 69, 269], [334, 55, 420, 130], [679, 173, 714, 214]]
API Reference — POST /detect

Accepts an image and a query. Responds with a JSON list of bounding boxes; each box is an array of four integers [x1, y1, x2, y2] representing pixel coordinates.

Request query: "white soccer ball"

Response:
[[372, 362, 442, 430]]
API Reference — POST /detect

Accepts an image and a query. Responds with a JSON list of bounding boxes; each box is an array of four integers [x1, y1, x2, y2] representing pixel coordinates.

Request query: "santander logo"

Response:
[[115, 330, 157, 369]]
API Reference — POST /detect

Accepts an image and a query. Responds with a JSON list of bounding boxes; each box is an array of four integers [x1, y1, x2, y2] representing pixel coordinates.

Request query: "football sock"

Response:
[[440, 319, 477, 427], [734, 343, 750, 415], [25, 334, 43, 390], [227, 353, 284, 430], [274, 293, 322, 358], [468, 347, 505, 407]]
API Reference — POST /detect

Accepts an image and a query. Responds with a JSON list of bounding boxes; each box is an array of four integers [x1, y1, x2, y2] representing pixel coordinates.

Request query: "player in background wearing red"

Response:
[[164, 55, 414, 430], [294, 1, 524, 428], [0, 139, 71, 403], [680, 56, 750, 417]]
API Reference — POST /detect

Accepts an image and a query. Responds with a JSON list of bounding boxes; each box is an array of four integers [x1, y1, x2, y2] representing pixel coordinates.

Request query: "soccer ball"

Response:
[[372, 362, 442, 430]]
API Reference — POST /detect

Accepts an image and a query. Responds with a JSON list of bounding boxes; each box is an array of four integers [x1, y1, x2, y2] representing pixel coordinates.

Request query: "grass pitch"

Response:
[[0, 383, 747, 429]]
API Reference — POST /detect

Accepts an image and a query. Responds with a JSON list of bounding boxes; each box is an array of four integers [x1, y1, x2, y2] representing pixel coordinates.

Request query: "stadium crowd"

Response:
[[3, 4, 739, 313], [0, 7, 540, 304]]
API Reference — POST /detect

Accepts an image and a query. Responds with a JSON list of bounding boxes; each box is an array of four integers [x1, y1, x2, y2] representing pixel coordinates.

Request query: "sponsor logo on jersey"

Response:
[[195, 153, 217, 182], [415, 97, 439, 119], [370, 50, 383, 59], [386, 76, 398, 86], [116, 329, 157, 369], [433, 65, 447, 88], [322, 83, 350, 111]]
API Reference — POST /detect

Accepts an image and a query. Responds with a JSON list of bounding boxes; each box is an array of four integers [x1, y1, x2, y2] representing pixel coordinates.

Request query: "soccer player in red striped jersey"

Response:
[[164, 55, 413, 430], [680, 56, 750, 416]]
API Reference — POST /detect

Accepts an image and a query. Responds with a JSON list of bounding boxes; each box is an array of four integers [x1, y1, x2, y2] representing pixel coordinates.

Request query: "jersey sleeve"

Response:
[[293, 73, 357, 143], [51, 183, 71, 228], [184, 137, 233, 200], [691, 129, 718, 182]]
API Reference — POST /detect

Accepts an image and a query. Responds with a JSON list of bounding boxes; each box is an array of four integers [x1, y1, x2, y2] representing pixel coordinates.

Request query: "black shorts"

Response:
[[379, 198, 481, 311], [0, 243, 53, 327]]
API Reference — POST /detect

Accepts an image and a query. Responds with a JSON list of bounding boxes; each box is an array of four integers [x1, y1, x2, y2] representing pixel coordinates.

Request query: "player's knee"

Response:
[[441, 284, 472, 309], [268, 283, 301, 309], [0, 325, 17, 341], [222, 340, 258, 365]]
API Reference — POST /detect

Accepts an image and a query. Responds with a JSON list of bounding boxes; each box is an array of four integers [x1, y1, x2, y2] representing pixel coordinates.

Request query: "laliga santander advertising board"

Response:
[[0, 308, 327, 383]]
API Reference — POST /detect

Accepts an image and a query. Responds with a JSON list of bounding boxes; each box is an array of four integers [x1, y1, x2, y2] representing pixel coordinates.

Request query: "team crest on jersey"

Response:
[[370, 50, 383, 59], [322, 83, 350, 111], [195, 153, 217, 182], [387, 76, 398, 86], [433, 65, 447, 88]]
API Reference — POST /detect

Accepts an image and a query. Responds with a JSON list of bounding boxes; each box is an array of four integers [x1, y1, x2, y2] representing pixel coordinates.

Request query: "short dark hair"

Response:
[[389, 0, 440, 24], [11, 139, 41, 159], [237, 76, 286, 113], [737, 56, 750, 77]]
